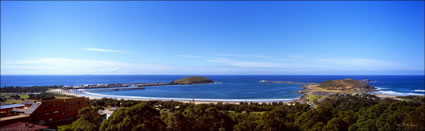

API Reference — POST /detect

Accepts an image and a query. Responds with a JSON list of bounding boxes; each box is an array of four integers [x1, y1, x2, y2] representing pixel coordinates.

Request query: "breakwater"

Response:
[[62, 82, 170, 89], [259, 80, 315, 85]]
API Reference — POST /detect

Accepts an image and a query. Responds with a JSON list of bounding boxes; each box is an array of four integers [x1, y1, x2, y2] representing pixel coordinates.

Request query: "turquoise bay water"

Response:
[[1, 75, 424, 101]]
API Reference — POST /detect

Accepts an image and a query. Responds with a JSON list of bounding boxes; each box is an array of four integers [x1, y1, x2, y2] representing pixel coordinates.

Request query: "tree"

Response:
[[183, 105, 235, 131], [404, 105, 425, 130], [259, 108, 294, 131], [233, 113, 261, 131], [166, 112, 189, 131], [323, 118, 345, 131], [99, 103, 166, 131], [58, 107, 104, 131], [311, 122, 324, 131]]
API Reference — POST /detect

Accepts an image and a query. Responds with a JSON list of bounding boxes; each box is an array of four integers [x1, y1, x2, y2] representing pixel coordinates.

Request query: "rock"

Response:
[[170, 76, 214, 85], [360, 79, 375, 82], [318, 79, 376, 93]]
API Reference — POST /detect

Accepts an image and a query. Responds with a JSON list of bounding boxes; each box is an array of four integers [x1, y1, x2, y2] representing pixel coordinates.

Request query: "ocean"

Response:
[[1, 75, 424, 101]]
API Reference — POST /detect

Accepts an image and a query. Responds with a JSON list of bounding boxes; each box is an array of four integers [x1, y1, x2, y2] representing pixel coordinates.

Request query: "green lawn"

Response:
[[5, 99, 23, 104], [0, 93, 14, 96], [55, 96, 72, 99], [19, 94, 30, 99], [308, 93, 323, 103]]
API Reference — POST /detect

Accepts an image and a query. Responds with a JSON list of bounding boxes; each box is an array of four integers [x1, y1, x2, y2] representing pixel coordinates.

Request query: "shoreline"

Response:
[[48, 89, 297, 104], [48, 83, 424, 104], [297, 84, 425, 104]]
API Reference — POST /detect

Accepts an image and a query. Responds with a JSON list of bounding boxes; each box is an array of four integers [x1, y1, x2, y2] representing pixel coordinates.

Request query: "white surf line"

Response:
[[77, 89, 296, 102], [414, 89, 425, 92], [375, 90, 424, 96], [375, 87, 387, 90]]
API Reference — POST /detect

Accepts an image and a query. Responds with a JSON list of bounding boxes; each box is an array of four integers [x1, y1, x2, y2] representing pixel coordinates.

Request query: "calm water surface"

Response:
[[1, 75, 424, 100]]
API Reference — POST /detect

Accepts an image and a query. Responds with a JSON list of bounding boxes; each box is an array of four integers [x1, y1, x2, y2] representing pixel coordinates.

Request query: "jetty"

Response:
[[62, 82, 170, 89], [259, 80, 315, 85], [61, 76, 215, 89]]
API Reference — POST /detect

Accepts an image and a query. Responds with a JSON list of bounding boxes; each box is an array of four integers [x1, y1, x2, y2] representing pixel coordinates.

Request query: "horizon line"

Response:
[[1, 74, 424, 76]]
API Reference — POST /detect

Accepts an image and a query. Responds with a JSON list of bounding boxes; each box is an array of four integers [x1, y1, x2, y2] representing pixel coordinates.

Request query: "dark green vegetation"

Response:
[[60, 94, 425, 131], [0, 85, 61, 93], [100, 103, 167, 131], [170, 76, 214, 84], [28, 93, 56, 100], [27, 92, 72, 100], [58, 107, 105, 131], [85, 98, 141, 107], [318, 79, 376, 93]]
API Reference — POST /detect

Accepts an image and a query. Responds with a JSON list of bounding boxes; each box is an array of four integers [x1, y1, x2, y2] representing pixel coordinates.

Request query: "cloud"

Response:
[[1, 57, 235, 75], [316, 58, 408, 70], [1, 58, 171, 75], [206, 57, 421, 73], [208, 58, 296, 68], [1, 57, 422, 75], [288, 55, 304, 59], [180, 55, 201, 58], [216, 54, 266, 58], [82, 48, 128, 53]]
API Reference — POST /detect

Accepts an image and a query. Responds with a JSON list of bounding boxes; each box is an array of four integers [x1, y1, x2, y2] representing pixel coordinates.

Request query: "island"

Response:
[[170, 76, 215, 84]]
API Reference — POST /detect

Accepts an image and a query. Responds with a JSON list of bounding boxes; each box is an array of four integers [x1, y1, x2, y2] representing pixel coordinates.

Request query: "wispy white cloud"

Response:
[[1, 58, 171, 75], [316, 58, 408, 70], [206, 57, 421, 73], [1, 57, 233, 75], [216, 54, 267, 58], [208, 58, 307, 68], [288, 55, 304, 59], [82, 48, 128, 53], [180, 55, 201, 58], [1, 57, 422, 75]]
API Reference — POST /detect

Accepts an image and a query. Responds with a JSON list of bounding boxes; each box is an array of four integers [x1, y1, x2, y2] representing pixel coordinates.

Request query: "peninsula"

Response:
[[297, 79, 377, 104]]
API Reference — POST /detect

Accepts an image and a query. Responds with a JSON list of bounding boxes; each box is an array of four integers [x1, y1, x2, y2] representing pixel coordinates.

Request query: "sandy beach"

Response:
[[49, 87, 413, 105], [48, 89, 294, 104]]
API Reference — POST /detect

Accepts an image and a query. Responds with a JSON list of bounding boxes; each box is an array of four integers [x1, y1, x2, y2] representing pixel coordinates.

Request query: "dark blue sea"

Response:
[[1, 75, 424, 100]]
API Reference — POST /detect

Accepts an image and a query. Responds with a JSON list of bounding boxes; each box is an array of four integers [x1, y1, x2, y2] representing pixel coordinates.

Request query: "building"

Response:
[[0, 97, 89, 127], [0, 104, 24, 117], [98, 107, 119, 120], [0, 114, 31, 127], [29, 97, 89, 126]]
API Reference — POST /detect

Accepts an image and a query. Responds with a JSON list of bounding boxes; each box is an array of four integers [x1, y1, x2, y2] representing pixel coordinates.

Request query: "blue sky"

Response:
[[1, 1, 424, 75]]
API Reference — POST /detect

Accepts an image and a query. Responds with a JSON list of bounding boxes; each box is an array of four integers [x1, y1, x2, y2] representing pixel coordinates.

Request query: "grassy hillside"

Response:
[[318, 79, 376, 93]]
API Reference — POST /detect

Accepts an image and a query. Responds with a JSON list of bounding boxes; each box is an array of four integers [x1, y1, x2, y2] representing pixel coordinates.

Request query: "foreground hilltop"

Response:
[[318, 78, 376, 93], [171, 76, 214, 84]]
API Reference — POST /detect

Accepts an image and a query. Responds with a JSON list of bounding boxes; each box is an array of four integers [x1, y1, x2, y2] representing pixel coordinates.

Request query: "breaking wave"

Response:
[[377, 90, 424, 96], [414, 89, 425, 92]]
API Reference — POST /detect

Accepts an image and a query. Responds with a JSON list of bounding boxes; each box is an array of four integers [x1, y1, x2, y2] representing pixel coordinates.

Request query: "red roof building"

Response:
[[29, 97, 89, 126]]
